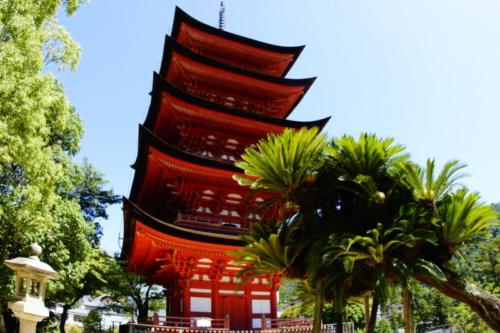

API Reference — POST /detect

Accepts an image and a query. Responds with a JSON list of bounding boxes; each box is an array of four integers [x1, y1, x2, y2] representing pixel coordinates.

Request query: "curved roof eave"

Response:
[[136, 125, 241, 173], [144, 72, 331, 131], [171, 6, 304, 76], [128, 125, 241, 202], [123, 197, 244, 248], [160, 36, 316, 88]]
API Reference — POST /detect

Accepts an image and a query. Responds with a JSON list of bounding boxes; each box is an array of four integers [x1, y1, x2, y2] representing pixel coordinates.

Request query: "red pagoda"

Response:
[[122, 7, 329, 330]]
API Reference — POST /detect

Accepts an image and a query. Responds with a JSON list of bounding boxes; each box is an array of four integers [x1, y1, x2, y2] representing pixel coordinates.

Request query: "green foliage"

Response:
[[235, 128, 500, 331], [1, 0, 82, 300], [235, 127, 326, 200], [47, 251, 114, 307], [62, 160, 121, 246], [280, 281, 366, 329], [278, 279, 299, 309], [388, 311, 403, 331], [280, 304, 313, 319], [412, 282, 453, 328], [401, 159, 466, 204], [280, 300, 365, 328], [235, 222, 294, 279], [66, 325, 83, 333], [325, 134, 408, 180], [448, 302, 496, 333], [343, 301, 365, 329], [456, 226, 499, 290], [105, 260, 165, 322], [374, 317, 391, 333], [437, 189, 498, 248], [0, 2, 121, 332], [82, 309, 102, 333]]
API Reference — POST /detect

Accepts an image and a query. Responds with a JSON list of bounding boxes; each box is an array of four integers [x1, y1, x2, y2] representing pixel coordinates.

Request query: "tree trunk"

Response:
[[334, 310, 343, 333], [137, 304, 149, 324], [414, 270, 500, 332], [59, 304, 70, 333], [364, 293, 370, 331], [312, 284, 324, 333], [366, 296, 379, 333], [0, 311, 5, 333], [402, 287, 414, 333], [2, 306, 18, 333]]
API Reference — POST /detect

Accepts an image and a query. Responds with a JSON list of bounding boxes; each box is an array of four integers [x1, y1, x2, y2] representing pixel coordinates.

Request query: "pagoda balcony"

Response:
[[175, 213, 251, 235], [184, 150, 238, 165]]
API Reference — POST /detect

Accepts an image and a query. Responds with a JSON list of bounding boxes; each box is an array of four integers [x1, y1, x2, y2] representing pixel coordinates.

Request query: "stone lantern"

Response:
[[4, 243, 59, 333]]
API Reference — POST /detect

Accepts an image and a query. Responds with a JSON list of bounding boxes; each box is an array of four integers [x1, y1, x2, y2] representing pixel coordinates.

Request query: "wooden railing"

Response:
[[119, 319, 354, 333], [119, 323, 354, 333], [260, 318, 313, 329], [175, 213, 250, 235], [150, 315, 230, 329]]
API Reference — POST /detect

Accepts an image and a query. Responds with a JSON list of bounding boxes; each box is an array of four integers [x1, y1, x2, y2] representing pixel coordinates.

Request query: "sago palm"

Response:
[[234, 129, 500, 331], [401, 159, 466, 210], [323, 133, 408, 203], [234, 127, 326, 202], [436, 189, 498, 254]]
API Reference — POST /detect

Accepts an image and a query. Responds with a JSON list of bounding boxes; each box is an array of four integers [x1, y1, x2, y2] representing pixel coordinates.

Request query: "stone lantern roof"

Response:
[[4, 243, 59, 279]]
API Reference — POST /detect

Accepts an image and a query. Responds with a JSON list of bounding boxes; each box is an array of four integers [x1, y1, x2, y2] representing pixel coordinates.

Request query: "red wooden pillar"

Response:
[[244, 283, 252, 329], [271, 274, 281, 320], [212, 281, 219, 319], [270, 288, 278, 319], [179, 279, 191, 317], [169, 282, 178, 316], [164, 288, 170, 316]]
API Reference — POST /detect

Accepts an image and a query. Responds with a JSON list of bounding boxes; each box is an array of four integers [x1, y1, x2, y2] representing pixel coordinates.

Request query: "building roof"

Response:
[[123, 198, 244, 248], [122, 198, 244, 281], [159, 36, 315, 119], [129, 125, 242, 203], [144, 72, 330, 133], [171, 6, 304, 77]]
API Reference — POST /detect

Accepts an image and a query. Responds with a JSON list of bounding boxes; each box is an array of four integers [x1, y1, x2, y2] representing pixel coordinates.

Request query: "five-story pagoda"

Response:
[[122, 7, 329, 330]]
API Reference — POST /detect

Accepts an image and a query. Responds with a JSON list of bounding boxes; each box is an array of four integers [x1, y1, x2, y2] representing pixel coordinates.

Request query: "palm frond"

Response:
[[325, 133, 408, 178], [324, 133, 408, 202], [401, 159, 466, 204], [437, 189, 498, 248], [234, 127, 326, 200]]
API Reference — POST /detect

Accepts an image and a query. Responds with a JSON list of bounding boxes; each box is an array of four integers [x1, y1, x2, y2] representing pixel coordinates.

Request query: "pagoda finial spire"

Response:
[[219, 1, 225, 30]]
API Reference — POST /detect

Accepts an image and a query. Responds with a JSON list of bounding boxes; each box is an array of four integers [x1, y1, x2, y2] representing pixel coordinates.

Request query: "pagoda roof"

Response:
[[129, 125, 242, 203], [123, 198, 243, 250], [122, 198, 243, 281], [133, 124, 241, 173], [144, 72, 331, 135], [171, 6, 304, 77], [159, 36, 315, 119]]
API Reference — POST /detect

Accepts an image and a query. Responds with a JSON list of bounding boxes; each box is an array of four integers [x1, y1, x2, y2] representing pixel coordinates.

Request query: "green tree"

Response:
[[0, 1, 120, 332], [412, 282, 453, 330], [280, 288, 365, 330], [234, 128, 500, 332], [82, 309, 102, 333], [374, 318, 391, 333], [47, 252, 115, 333], [64, 160, 121, 246], [105, 261, 165, 323]]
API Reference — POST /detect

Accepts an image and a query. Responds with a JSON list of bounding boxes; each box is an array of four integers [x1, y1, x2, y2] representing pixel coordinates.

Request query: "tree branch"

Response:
[[414, 270, 500, 331]]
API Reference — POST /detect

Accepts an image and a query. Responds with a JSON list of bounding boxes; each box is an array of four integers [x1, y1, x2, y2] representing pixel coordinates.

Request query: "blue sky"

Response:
[[57, 1, 500, 254]]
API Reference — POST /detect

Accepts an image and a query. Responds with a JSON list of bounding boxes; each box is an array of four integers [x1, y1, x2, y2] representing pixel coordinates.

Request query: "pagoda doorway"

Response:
[[220, 295, 246, 330]]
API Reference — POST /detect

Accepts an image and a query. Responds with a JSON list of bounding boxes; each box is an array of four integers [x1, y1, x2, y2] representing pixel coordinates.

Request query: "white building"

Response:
[[53, 295, 130, 330]]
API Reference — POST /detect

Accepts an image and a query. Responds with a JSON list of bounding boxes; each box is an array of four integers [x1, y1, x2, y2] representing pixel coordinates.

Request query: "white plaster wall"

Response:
[[190, 296, 212, 312], [251, 299, 270, 314]]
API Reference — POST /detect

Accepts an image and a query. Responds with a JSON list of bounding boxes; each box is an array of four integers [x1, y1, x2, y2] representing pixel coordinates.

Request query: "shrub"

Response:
[[67, 325, 83, 333], [374, 318, 392, 333]]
